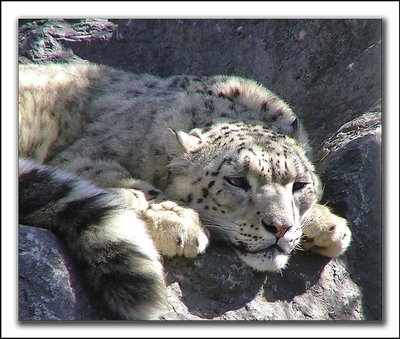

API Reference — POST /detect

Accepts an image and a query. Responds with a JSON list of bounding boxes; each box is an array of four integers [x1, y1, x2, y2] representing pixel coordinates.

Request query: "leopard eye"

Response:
[[292, 181, 309, 192], [224, 176, 251, 191]]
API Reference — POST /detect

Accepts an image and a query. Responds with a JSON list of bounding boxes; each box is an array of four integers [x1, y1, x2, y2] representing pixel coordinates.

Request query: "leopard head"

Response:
[[164, 121, 322, 272]]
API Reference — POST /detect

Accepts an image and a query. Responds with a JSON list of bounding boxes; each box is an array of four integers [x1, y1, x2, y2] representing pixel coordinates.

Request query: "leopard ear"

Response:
[[164, 128, 204, 158]]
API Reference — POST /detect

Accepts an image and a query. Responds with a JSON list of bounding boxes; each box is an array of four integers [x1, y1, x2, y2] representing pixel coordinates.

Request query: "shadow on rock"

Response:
[[263, 251, 331, 302], [163, 244, 331, 319], [163, 243, 266, 319]]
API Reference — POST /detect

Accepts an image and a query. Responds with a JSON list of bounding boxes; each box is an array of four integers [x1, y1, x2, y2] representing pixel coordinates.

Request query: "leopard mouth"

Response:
[[232, 242, 289, 255]]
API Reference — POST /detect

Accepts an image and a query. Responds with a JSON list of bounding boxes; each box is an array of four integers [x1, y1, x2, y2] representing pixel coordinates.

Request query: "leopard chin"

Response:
[[233, 244, 291, 272]]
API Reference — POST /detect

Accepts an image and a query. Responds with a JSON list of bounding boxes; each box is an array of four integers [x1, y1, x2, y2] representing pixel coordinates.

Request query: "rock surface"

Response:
[[18, 225, 96, 320], [317, 108, 382, 320], [18, 19, 381, 321]]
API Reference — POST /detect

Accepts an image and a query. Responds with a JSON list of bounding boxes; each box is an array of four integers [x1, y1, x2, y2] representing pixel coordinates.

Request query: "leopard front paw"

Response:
[[143, 201, 210, 258], [301, 204, 352, 258]]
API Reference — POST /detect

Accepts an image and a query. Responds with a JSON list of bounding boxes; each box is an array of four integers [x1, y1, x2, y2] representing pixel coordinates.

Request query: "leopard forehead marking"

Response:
[[195, 122, 312, 183]]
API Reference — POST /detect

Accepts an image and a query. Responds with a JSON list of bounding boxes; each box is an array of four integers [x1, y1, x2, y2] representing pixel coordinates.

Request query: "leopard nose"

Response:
[[261, 220, 292, 239]]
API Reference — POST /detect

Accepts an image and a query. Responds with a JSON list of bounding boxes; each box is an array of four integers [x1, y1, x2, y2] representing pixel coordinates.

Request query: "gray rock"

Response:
[[18, 18, 381, 321], [161, 244, 363, 320], [317, 109, 382, 320], [18, 225, 96, 320], [18, 19, 116, 63]]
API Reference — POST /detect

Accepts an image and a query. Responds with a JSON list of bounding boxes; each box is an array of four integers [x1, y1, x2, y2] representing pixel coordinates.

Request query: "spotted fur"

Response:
[[19, 62, 351, 319]]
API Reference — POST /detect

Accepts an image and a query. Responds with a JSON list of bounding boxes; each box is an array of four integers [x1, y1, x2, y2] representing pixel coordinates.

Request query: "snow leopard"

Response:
[[18, 62, 351, 320]]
